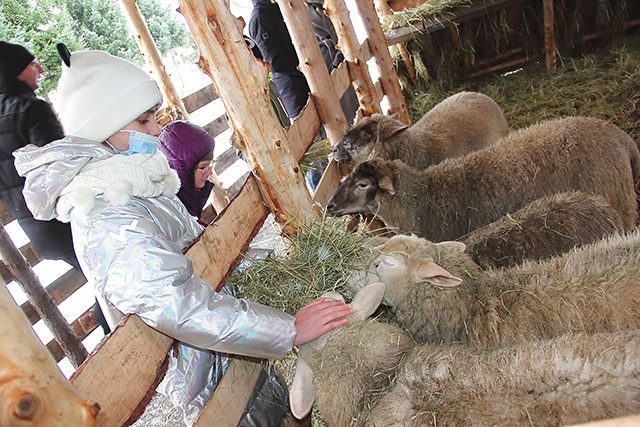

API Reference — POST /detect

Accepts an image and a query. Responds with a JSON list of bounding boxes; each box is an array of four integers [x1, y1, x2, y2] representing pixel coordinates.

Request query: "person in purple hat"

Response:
[[158, 120, 216, 225]]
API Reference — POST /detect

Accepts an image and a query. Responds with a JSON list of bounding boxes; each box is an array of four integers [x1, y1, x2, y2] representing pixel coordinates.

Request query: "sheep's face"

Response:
[[332, 114, 408, 164], [349, 235, 464, 307], [326, 161, 384, 216]]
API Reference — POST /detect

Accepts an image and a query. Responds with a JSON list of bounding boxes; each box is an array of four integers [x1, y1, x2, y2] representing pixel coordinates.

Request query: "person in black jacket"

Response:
[[0, 41, 79, 267], [0, 41, 111, 334]]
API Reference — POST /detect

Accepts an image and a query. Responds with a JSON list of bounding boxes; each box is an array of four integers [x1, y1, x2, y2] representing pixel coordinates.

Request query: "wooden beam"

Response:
[[278, 0, 349, 144], [543, 0, 557, 71], [384, 0, 530, 45], [186, 176, 270, 292], [182, 84, 219, 114], [177, 0, 320, 235], [71, 315, 172, 427], [193, 358, 263, 426], [1, 278, 99, 427], [0, 224, 88, 368], [20, 268, 86, 325], [354, 0, 410, 123], [325, 0, 382, 118]]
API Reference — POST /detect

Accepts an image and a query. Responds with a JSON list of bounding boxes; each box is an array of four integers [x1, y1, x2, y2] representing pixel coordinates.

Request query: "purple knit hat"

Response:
[[158, 121, 215, 219]]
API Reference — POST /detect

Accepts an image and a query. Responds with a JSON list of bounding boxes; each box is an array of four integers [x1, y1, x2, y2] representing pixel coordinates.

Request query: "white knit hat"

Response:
[[54, 50, 163, 142]]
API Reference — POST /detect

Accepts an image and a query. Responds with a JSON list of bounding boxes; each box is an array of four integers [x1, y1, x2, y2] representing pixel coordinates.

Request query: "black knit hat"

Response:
[[0, 41, 35, 79]]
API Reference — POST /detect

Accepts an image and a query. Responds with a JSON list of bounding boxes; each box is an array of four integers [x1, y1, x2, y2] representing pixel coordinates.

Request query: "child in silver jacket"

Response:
[[14, 46, 351, 425]]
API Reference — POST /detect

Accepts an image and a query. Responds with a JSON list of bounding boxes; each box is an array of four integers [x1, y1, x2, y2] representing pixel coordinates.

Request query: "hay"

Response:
[[406, 31, 640, 141], [228, 216, 378, 315], [389, 0, 634, 90]]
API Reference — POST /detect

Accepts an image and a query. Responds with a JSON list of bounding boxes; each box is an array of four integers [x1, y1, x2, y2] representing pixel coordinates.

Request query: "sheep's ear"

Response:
[[378, 118, 409, 139], [414, 260, 462, 287], [351, 282, 386, 321], [290, 358, 316, 420], [436, 241, 467, 252], [378, 176, 396, 194]]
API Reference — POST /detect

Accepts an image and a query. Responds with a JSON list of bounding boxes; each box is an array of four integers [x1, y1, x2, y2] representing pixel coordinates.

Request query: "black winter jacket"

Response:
[[0, 77, 76, 265]]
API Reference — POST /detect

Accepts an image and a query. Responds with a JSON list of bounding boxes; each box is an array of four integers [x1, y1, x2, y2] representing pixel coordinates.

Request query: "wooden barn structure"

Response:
[[1, 0, 639, 425]]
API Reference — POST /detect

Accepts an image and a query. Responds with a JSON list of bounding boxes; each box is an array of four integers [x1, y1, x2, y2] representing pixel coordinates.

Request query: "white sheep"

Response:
[[327, 116, 640, 241], [348, 230, 640, 348], [290, 283, 640, 426], [331, 91, 509, 169], [290, 282, 415, 426], [368, 329, 640, 426]]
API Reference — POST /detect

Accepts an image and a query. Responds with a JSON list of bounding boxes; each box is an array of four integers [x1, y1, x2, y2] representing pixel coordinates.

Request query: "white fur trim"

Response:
[[104, 180, 133, 206]]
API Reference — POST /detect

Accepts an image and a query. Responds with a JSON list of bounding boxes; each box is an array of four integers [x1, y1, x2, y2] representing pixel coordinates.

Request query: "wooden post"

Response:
[[372, 0, 417, 83], [543, 0, 557, 72], [0, 224, 88, 368], [277, 0, 350, 144], [118, 0, 190, 121], [176, 0, 320, 234], [324, 0, 382, 118], [353, 0, 410, 124], [0, 277, 99, 427]]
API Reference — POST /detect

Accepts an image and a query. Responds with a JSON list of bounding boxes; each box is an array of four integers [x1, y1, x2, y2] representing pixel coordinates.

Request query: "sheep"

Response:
[[327, 116, 640, 242], [290, 282, 415, 426], [368, 330, 640, 427], [347, 230, 640, 348], [290, 282, 640, 426], [331, 91, 509, 169], [459, 190, 624, 269]]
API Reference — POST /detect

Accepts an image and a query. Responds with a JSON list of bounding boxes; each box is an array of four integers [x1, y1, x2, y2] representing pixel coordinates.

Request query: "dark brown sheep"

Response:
[[460, 191, 624, 269]]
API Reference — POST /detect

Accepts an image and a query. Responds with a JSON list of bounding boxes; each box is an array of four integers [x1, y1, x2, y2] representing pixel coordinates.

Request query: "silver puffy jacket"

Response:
[[14, 137, 296, 424]]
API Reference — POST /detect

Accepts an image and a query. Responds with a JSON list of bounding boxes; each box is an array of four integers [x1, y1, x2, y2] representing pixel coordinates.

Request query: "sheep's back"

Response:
[[370, 331, 640, 426], [461, 191, 624, 269], [393, 92, 509, 169]]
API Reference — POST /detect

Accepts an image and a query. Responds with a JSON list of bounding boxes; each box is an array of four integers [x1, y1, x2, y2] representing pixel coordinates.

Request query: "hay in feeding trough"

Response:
[[405, 30, 640, 143], [228, 216, 378, 315]]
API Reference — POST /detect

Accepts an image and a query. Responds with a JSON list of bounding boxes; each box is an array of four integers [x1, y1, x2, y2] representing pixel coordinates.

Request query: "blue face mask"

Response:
[[116, 130, 159, 155]]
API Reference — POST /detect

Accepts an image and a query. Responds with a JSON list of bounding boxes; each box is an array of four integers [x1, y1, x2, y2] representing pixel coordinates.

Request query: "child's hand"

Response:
[[293, 298, 353, 346]]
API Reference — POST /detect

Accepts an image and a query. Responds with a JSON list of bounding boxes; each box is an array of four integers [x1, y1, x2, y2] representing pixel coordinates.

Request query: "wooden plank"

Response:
[[193, 358, 264, 426], [354, 0, 410, 122], [46, 303, 102, 363], [278, 0, 349, 144], [182, 84, 220, 114], [119, 0, 189, 120], [0, 244, 39, 283], [186, 175, 270, 291], [0, 224, 87, 367], [214, 146, 242, 176], [286, 103, 322, 162], [543, 0, 557, 71], [0, 277, 99, 427], [203, 114, 230, 140], [71, 315, 173, 427]]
